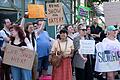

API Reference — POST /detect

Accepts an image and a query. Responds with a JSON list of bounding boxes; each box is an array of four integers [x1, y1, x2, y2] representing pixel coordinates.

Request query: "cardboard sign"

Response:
[[103, 2, 120, 26], [95, 42, 120, 72], [46, 3, 64, 26], [28, 4, 45, 18], [79, 40, 95, 54], [3, 44, 35, 70]]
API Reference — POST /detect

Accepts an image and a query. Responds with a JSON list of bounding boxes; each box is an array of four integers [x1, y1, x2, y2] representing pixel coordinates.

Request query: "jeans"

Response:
[[38, 56, 49, 76], [11, 66, 32, 80]]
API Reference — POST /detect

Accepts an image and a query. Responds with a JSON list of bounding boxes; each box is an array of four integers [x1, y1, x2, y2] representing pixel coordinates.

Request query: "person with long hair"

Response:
[[24, 22, 38, 80], [24, 22, 36, 51], [9, 24, 33, 80], [51, 29, 74, 80]]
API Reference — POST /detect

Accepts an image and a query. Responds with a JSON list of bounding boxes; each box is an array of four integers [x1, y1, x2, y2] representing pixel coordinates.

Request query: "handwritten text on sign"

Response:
[[3, 44, 35, 70], [46, 3, 64, 26], [79, 40, 95, 54]]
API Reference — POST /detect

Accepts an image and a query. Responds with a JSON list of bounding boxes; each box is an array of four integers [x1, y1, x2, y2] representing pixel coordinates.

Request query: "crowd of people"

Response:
[[0, 17, 120, 80]]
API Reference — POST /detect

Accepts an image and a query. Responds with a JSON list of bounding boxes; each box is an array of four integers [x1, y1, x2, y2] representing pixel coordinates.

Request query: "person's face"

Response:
[[10, 28, 18, 37], [74, 27, 78, 32], [5, 19, 11, 28], [28, 24, 34, 33], [118, 28, 120, 32], [60, 32, 67, 40], [68, 26, 74, 33], [109, 30, 117, 37], [37, 21, 45, 30], [79, 29, 86, 36], [93, 18, 98, 25], [86, 27, 91, 34], [33, 24, 37, 30]]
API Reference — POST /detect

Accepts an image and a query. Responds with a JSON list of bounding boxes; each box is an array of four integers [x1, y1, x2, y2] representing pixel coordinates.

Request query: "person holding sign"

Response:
[[73, 24, 94, 80], [95, 25, 120, 80], [9, 25, 33, 80]]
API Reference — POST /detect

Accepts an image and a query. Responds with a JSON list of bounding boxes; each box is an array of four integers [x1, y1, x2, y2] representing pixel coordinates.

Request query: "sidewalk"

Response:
[[47, 65, 120, 80]]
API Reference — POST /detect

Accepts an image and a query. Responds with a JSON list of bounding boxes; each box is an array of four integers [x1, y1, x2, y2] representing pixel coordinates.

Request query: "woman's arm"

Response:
[[24, 38, 33, 50]]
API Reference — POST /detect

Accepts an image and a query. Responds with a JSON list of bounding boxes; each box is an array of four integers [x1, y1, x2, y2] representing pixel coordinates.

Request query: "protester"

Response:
[[117, 27, 120, 42], [25, 22, 36, 51], [73, 24, 93, 80], [85, 25, 94, 80], [36, 20, 51, 77], [86, 25, 94, 40], [64, 24, 74, 40], [9, 24, 33, 80], [24, 22, 38, 80], [51, 29, 74, 80], [56, 25, 65, 39], [95, 25, 120, 80], [90, 17, 102, 44], [0, 18, 11, 80], [100, 25, 107, 42]]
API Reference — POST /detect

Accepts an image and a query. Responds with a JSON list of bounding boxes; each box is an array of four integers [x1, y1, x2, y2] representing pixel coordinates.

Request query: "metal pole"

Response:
[[70, 0, 72, 24], [33, 0, 36, 4], [21, 0, 25, 17], [74, 0, 76, 23], [63, 7, 69, 24]]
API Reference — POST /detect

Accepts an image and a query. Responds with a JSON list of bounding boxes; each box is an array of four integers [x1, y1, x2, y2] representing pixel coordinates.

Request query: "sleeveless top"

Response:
[[11, 40, 27, 47]]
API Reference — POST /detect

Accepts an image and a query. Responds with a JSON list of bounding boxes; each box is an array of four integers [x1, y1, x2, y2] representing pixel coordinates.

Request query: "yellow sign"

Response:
[[28, 4, 45, 18]]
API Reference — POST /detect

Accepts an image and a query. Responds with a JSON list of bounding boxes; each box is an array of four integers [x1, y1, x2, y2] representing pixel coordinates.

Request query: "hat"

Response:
[[107, 25, 117, 31]]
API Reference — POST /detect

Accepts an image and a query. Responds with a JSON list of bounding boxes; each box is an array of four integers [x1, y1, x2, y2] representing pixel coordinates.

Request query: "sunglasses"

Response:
[[81, 29, 87, 31]]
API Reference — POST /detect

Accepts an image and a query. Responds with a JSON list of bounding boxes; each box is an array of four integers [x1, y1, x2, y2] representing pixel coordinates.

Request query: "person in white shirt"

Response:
[[0, 18, 11, 80]]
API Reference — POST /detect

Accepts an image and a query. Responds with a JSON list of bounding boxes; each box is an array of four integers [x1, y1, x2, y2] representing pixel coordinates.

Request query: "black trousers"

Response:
[[75, 67, 85, 80], [1, 63, 11, 80], [75, 55, 94, 80], [0, 51, 11, 80]]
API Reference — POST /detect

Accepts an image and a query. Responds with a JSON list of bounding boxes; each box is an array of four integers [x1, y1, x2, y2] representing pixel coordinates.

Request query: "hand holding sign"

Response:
[[3, 44, 35, 70], [79, 40, 95, 54]]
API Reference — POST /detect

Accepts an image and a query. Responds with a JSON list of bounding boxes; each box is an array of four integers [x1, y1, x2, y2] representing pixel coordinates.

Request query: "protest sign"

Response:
[[28, 4, 45, 18], [103, 2, 120, 26], [95, 42, 120, 72], [79, 40, 95, 54], [46, 3, 64, 26], [3, 44, 35, 70], [77, 6, 91, 20]]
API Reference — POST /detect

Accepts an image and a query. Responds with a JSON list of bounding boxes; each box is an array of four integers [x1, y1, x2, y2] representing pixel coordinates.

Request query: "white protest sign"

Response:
[[3, 44, 35, 70], [103, 2, 120, 26], [79, 40, 95, 54], [95, 42, 120, 72], [46, 3, 64, 26]]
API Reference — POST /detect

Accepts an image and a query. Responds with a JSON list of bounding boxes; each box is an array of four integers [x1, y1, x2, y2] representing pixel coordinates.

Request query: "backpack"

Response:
[[0, 29, 9, 47]]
